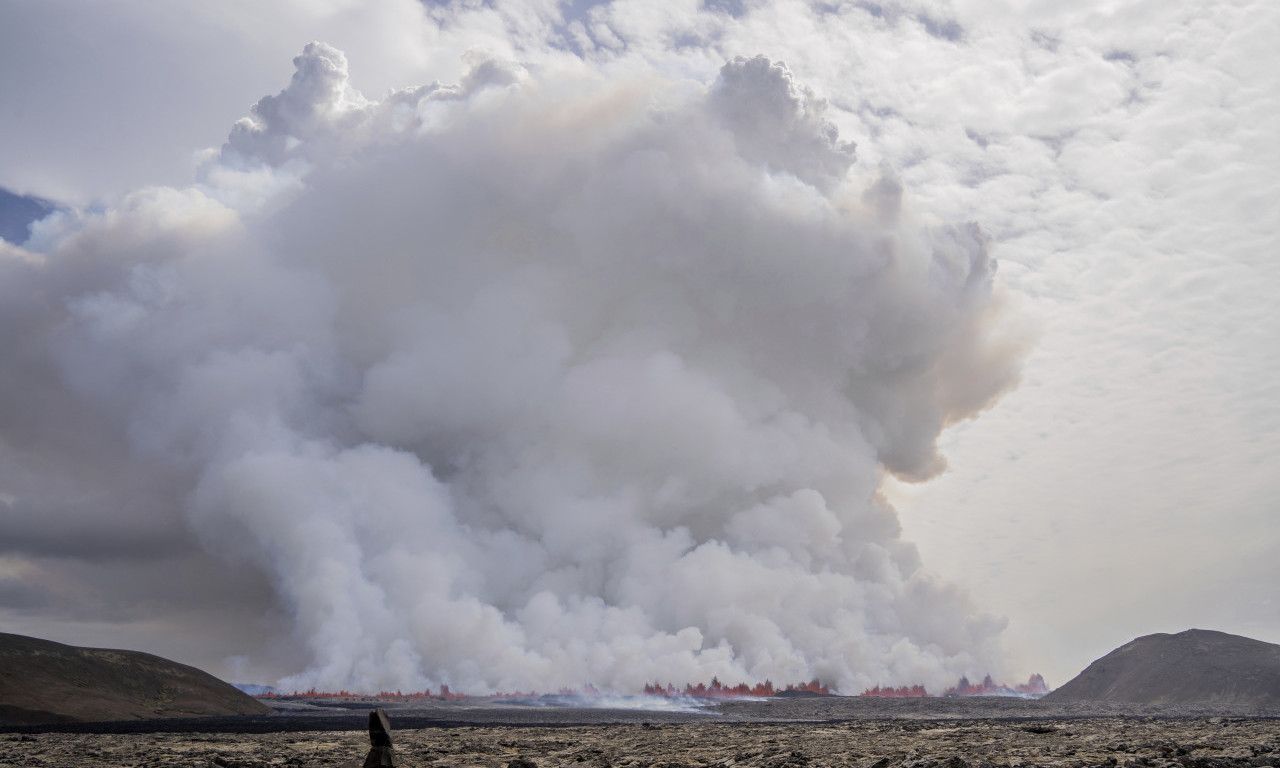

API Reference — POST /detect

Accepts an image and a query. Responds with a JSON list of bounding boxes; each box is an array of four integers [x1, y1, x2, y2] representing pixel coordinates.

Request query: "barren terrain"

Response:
[[3, 697, 1279, 768], [0, 633, 269, 725]]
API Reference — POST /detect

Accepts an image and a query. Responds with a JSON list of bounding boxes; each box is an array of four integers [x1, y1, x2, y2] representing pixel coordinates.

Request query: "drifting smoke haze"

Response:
[[0, 42, 1028, 695]]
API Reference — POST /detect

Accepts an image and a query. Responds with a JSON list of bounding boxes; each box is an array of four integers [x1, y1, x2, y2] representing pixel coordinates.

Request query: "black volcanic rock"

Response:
[[1044, 628, 1280, 706], [362, 708, 395, 767], [0, 632, 272, 725]]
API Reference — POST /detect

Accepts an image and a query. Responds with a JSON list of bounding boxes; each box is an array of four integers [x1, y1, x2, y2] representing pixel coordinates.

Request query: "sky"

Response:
[[0, 0, 1276, 693]]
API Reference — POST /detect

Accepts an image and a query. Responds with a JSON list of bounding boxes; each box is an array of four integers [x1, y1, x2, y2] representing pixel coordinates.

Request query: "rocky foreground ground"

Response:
[[3, 698, 1279, 768]]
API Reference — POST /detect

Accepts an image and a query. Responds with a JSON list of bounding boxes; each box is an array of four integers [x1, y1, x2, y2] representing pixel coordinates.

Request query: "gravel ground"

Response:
[[3, 697, 1279, 768]]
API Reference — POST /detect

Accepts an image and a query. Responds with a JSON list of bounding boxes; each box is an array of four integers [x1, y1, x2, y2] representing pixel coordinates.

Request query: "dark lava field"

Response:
[[3, 696, 1280, 768]]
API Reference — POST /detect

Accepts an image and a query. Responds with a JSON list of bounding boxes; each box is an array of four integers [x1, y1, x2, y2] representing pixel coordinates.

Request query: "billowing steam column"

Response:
[[363, 708, 395, 768], [4, 41, 1031, 697]]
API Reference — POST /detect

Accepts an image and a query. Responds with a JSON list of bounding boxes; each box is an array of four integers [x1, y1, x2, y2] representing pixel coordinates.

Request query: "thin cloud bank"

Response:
[[0, 43, 1026, 693]]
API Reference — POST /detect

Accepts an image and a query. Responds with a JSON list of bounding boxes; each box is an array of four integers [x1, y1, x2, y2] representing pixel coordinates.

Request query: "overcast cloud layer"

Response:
[[1, 0, 1277, 690]]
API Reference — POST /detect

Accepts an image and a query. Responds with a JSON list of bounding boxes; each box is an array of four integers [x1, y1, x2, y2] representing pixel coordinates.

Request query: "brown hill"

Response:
[[1044, 629, 1280, 706], [0, 632, 272, 725]]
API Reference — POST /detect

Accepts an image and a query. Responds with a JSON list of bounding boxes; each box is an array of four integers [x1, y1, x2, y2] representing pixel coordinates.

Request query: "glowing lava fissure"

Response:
[[257, 675, 1047, 701], [258, 679, 825, 700], [643, 678, 829, 698], [861, 674, 1049, 698]]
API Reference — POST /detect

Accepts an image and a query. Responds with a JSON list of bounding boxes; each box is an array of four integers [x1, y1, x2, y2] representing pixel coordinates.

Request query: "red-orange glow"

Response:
[[259, 678, 828, 701], [858, 684, 931, 698], [256, 674, 1044, 701], [640, 678, 827, 698], [858, 674, 1049, 698]]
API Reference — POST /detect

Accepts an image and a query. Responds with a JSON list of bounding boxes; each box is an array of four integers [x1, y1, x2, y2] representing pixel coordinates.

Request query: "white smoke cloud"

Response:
[[708, 55, 856, 192], [0, 42, 1025, 694]]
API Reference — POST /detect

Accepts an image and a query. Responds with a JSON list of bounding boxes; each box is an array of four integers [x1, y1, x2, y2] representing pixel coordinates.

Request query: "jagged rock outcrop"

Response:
[[1044, 629, 1280, 706], [363, 708, 395, 767], [0, 632, 272, 724]]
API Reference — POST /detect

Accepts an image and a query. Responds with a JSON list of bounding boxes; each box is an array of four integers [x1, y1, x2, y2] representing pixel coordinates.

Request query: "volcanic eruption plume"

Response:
[[0, 44, 1028, 694]]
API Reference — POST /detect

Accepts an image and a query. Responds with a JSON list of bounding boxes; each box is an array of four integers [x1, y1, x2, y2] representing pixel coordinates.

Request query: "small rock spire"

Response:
[[363, 708, 395, 767]]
